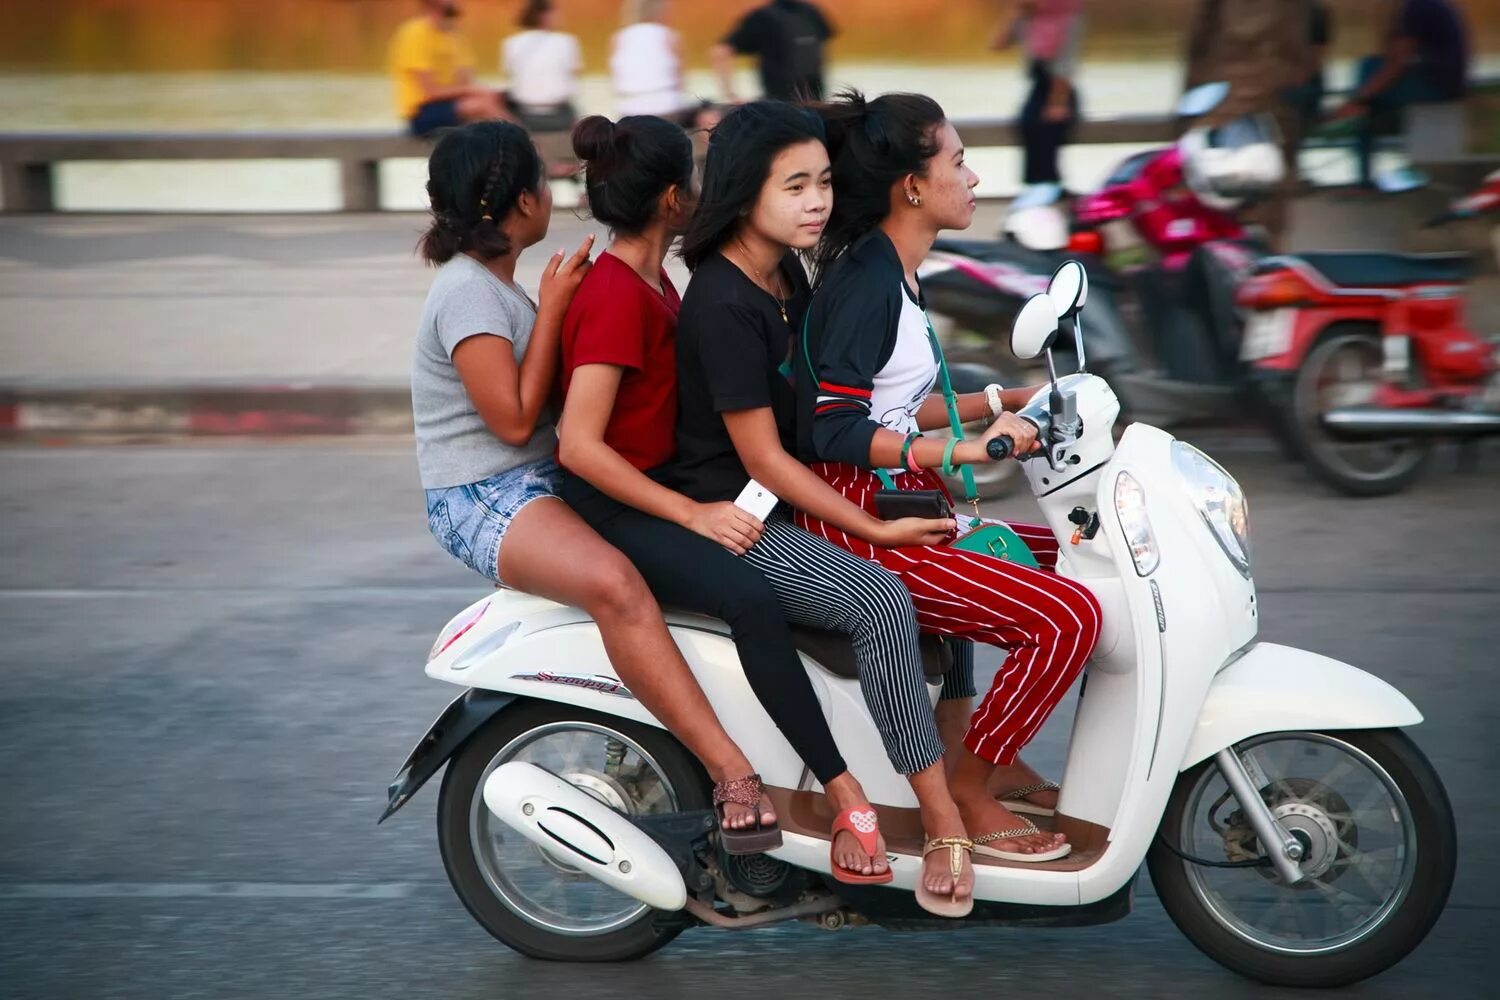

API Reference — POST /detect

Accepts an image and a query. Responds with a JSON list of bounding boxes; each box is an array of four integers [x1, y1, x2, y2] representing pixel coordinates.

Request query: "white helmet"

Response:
[[1003, 184, 1069, 251], [1180, 113, 1285, 212]]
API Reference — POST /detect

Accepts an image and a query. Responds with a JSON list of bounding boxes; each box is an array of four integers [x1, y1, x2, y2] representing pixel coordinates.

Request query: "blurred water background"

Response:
[[3, 0, 1496, 210]]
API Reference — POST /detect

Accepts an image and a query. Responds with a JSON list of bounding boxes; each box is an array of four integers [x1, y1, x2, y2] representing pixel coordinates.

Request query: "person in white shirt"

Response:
[[610, 0, 716, 128], [501, 0, 581, 130]]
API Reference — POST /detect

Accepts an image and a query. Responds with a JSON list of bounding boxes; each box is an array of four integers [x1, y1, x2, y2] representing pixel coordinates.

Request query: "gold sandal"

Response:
[[997, 779, 1061, 817], [972, 821, 1072, 863], [916, 836, 974, 918]]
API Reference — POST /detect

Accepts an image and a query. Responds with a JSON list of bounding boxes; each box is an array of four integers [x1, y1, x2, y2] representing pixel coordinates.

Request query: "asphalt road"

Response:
[[1, 440, 1497, 999]]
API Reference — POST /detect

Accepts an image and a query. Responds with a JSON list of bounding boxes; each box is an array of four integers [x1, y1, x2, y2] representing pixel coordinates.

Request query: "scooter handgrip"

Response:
[[987, 435, 1015, 461]]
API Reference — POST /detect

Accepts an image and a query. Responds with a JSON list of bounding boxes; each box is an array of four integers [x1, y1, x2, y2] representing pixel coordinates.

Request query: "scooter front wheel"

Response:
[[436, 700, 709, 961], [1148, 729, 1455, 988]]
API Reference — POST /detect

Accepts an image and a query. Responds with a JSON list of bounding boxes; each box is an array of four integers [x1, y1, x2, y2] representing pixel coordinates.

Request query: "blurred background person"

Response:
[[1183, 0, 1313, 248], [389, 0, 509, 136], [611, 1, 716, 128], [713, 0, 835, 103], [1333, 0, 1471, 188], [993, 0, 1084, 188], [501, 0, 581, 134]]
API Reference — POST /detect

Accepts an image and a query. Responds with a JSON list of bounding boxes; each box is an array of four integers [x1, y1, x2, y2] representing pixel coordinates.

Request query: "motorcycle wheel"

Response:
[[436, 699, 709, 961], [1289, 327, 1434, 496], [1148, 729, 1456, 988]]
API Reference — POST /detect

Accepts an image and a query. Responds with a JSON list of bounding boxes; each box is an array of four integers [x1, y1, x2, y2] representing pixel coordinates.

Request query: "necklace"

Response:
[[732, 240, 789, 325]]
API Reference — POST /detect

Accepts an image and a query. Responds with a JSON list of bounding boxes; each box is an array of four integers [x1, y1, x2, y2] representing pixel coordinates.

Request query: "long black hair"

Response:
[[418, 120, 545, 265], [810, 89, 947, 281], [679, 100, 826, 272], [571, 114, 694, 236]]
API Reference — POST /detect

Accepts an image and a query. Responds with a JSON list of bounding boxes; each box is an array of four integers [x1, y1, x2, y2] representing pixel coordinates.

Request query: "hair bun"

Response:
[[572, 115, 622, 163]]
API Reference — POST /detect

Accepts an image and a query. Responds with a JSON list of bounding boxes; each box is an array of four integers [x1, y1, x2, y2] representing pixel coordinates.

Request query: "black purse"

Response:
[[873, 488, 951, 521]]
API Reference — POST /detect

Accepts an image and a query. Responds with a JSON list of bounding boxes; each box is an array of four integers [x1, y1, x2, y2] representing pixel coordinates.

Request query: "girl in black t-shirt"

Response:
[[676, 101, 1009, 914]]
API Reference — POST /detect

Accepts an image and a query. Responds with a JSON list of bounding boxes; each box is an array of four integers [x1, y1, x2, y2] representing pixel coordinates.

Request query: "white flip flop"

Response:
[[972, 821, 1072, 863]]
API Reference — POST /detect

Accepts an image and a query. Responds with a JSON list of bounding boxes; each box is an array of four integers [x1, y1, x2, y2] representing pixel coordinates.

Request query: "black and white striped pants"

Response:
[[565, 472, 947, 777], [742, 516, 946, 775]]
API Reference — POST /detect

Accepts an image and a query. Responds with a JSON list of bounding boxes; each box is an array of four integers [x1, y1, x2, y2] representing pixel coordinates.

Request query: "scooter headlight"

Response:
[[1114, 471, 1160, 576], [1171, 441, 1251, 577]]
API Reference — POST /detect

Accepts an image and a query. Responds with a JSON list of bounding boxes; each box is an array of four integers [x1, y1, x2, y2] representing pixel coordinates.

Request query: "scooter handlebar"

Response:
[[986, 435, 1015, 461]]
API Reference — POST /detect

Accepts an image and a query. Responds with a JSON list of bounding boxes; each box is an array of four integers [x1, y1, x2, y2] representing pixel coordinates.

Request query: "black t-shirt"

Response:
[[725, 0, 834, 102], [672, 252, 810, 502], [1397, 0, 1469, 100]]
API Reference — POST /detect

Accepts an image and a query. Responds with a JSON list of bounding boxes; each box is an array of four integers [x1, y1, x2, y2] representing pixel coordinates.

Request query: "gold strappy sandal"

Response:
[[996, 779, 1061, 817], [916, 836, 974, 918], [972, 821, 1072, 863]]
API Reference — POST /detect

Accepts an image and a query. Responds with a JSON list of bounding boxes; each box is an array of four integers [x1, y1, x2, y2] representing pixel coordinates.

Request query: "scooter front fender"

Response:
[[1179, 642, 1423, 769]]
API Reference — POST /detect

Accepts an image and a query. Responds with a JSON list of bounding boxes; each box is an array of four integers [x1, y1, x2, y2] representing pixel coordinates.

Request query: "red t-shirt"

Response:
[[559, 251, 682, 472]]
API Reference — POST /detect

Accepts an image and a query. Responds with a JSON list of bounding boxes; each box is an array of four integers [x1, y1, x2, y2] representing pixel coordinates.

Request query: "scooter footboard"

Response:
[[1179, 642, 1423, 769]]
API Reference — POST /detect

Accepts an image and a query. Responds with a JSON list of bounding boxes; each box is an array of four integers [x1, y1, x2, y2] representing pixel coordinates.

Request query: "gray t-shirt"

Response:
[[412, 254, 558, 490]]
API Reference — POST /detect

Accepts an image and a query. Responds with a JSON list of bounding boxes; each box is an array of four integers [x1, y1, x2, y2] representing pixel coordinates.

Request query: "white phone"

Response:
[[733, 479, 779, 523]]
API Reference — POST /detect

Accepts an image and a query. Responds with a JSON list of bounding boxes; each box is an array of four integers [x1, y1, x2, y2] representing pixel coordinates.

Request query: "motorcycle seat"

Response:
[[790, 627, 953, 683], [1271, 251, 1472, 288]]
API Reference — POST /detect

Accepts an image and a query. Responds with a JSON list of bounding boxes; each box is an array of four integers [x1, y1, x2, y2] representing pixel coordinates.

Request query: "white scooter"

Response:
[[381, 262, 1455, 988]]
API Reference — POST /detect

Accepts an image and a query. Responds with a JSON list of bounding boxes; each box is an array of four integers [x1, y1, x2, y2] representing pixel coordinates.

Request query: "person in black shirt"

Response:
[[712, 0, 835, 103], [676, 101, 990, 915], [1333, 0, 1471, 186]]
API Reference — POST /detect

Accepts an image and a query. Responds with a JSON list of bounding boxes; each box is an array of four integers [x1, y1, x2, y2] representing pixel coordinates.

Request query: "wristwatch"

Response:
[[984, 384, 1005, 420]]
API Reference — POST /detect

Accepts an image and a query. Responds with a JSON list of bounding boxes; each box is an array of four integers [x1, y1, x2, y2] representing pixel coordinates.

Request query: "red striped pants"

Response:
[[794, 463, 1103, 765]]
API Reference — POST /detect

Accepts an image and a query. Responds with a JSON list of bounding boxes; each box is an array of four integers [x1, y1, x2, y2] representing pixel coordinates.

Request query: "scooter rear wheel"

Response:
[[436, 700, 710, 961], [1290, 328, 1434, 496], [1148, 729, 1455, 988]]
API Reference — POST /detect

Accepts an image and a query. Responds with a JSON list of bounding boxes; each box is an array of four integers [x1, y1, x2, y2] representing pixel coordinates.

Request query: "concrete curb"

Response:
[[0, 382, 414, 438]]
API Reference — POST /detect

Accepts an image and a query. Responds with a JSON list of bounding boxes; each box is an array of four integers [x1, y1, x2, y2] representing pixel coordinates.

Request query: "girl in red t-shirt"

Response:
[[557, 114, 892, 884]]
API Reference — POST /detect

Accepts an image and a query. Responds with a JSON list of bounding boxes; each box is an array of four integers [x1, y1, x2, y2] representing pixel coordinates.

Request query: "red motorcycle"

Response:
[[1238, 169, 1500, 496]]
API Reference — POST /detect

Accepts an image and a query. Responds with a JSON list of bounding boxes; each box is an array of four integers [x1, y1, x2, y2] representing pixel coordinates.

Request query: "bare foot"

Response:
[[713, 774, 777, 831], [922, 830, 974, 901], [955, 793, 1065, 855], [832, 822, 888, 877], [987, 758, 1060, 812]]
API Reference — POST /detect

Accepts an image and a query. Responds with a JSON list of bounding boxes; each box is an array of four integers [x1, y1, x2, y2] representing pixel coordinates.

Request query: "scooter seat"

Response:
[[1272, 251, 1471, 288], [790, 627, 953, 683]]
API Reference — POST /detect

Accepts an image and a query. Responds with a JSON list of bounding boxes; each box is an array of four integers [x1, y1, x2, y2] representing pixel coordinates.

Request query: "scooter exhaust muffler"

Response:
[[482, 761, 688, 911], [1322, 407, 1500, 438]]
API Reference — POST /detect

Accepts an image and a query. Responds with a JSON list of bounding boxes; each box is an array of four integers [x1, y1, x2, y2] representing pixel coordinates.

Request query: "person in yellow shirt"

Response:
[[390, 0, 509, 136]]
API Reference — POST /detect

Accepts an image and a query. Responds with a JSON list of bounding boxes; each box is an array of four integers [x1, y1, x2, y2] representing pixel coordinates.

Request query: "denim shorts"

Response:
[[426, 459, 562, 583]]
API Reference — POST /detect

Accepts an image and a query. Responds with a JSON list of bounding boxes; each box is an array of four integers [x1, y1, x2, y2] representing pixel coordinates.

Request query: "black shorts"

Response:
[[409, 99, 461, 137]]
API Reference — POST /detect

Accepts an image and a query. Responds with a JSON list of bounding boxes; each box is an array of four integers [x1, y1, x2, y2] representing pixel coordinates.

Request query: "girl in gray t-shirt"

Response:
[[412, 121, 787, 849]]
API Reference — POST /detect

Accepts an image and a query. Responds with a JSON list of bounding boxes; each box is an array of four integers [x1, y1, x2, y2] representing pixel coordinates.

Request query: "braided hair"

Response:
[[419, 121, 545, 265]]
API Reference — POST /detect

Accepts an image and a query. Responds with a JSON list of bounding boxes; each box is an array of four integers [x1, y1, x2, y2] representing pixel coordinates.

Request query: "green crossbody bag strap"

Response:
[[923, 315, 979, 514]]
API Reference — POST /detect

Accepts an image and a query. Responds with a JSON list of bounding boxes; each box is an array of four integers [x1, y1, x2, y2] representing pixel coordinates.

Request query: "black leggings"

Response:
[[561, 475, 848, 785]]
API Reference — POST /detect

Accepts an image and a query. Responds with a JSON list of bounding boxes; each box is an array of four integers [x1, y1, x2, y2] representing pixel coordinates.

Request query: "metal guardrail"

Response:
[[0, 114, 1180, 213], [4, 74, 1494, 214]]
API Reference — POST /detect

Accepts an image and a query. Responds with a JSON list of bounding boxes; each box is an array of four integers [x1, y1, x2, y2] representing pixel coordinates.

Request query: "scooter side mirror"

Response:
[[1178, 81, 1230, 118], [1047, 260, 1089, 320], [1011, 293, 1060, 361]]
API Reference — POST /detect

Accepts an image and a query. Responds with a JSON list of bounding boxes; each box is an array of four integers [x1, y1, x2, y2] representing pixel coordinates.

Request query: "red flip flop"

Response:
[[830, 807, 893, 885]]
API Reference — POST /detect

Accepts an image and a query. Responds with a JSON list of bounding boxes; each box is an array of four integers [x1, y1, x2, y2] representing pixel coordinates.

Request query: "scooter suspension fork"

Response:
[[1215, 747, 1306, 884]]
